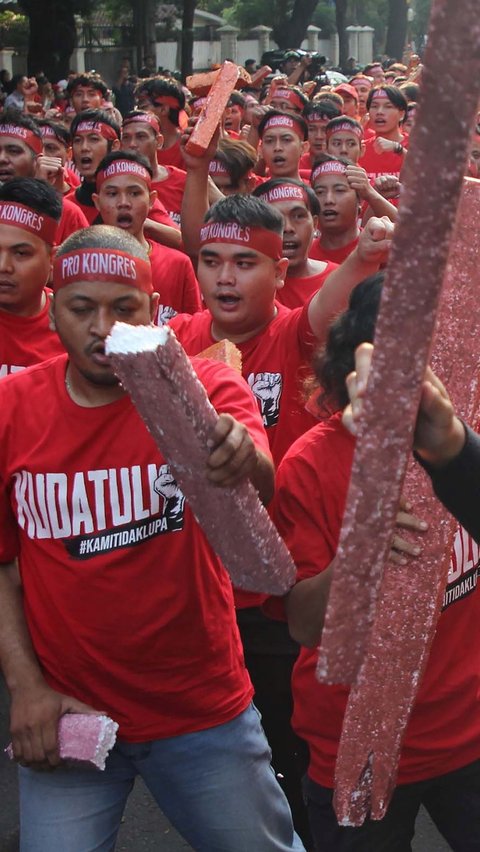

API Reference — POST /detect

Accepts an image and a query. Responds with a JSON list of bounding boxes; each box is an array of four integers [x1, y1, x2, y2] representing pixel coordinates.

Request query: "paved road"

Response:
[[0, 677, 450, 851]]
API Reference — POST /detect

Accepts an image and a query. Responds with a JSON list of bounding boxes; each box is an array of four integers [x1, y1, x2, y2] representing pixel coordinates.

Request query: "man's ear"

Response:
[[112, 138, 121, 152], [92, 192, 100, 212], [360, 139, 366, 158], [274, 257, 289, 290]]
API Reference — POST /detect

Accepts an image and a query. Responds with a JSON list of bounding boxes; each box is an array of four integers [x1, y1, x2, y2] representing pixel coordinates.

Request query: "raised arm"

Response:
[[307, 217, 394, 343]]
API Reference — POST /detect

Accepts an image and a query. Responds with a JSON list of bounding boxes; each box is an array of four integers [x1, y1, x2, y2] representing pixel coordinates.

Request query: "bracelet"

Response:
[[394, 142, 404, 155]]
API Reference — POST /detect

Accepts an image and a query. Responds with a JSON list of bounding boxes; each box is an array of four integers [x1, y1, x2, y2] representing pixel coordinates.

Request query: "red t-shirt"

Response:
[[0, 291, 64, 378], [148, 239, 202, 323], [309, 236, 360, 265], [65, 186, 100, 225], [64, 166, 81, 190], [147, 197, 179, 229], [152, 166, 187, 227], [277, 262, 338, 310], [170, 303, 318, 469], [56, 197, 90, 246], [156, 137, 185, 170], [359, 133, 409, 182], [0, 354, 272, 740], [274, 412, 480, 786]]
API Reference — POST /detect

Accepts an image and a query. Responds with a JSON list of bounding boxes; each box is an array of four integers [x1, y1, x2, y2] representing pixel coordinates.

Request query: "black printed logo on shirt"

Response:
[[248, 372, 283, 428]]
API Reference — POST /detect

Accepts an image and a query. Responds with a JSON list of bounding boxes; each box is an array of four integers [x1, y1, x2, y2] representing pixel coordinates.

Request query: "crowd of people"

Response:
[[0, 49, 479, 852]]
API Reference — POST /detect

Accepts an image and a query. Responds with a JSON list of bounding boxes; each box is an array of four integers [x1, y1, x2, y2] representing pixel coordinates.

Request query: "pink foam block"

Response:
[[333, 178, 480, 826], [5, 713, 119, 770], [105, 323, 296, 595]]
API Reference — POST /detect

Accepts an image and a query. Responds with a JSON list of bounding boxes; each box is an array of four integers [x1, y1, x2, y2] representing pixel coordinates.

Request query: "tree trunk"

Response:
[[18, 0, 78, 79], [133, 0, 156, 74], [181, 0, 196, 81], [335, 0, 349, 72], [274, 0, 320, 49], [385, 0, 408, 59]]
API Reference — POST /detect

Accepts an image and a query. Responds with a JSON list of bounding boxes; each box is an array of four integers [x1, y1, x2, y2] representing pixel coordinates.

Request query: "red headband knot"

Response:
[[261, 114, 304, 139], [122, 113, 161, 134], [263, 183, 308, 205], [311, 161, 348, 184], [73, 121, 119, 142], [52, 248, 153, 294], [96, 159, 152, 189], [199, 221, 283, 261], [0, 124, 43, 156], [0, 201, 57, 245]]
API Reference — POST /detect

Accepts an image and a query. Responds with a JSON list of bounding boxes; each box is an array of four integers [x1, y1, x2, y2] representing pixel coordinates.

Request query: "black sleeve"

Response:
[[417, 424, 480, 543]]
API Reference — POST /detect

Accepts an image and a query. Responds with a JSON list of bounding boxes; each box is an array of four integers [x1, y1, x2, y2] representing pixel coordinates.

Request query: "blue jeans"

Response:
[[19, 703, 305, 852]]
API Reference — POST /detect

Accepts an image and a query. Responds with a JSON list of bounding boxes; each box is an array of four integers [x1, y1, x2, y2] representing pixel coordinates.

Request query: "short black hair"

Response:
[[253, 177, 320, 217], [56, 224, 149, 260], [366, 85, 408, 115], [314, 272, 383, 413], [36, 118, 71, 147], [258, 109, 307, 141], [70, 109, 121, 141], [0, 176, 62, 223], [66, 73, 108, 100], [228, 91, 246, 109], [135, 76, 185, 126], [95, 149, 153, 180], [204, 194, 284, 236], [304, 100, 342, 123]]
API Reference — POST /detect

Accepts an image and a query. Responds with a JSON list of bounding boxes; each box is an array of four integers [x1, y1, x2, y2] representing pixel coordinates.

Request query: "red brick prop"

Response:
[[105, 323, 296, 595], [334, 177, 480, 825], [317, 0, 480, 688]]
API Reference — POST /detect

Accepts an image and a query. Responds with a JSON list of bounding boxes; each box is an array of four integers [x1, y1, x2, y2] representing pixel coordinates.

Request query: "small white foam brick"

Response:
[[106, 322, 169, 355]]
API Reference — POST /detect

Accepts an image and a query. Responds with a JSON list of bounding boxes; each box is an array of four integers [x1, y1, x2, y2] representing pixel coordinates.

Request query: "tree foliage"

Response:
[[18, 0, 92, 78]]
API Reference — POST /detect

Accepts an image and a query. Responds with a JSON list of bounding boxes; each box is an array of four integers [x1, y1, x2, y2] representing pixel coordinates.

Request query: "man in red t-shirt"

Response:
[[257, 111, 309, 183], [0, 224, 304, 852], [92, 150, 202, 321], [0, 177, 64, 378], [299, 101, 342, 175], [253, 178, 339, 309], [121, 109, 185, 227], [135, 76, 187, 170], [67, 108, 121, 224], [0, 109, 88, 244], [359, 85, 409, 182], [275, 274, 480, 851], [66, 73, 109, 115]]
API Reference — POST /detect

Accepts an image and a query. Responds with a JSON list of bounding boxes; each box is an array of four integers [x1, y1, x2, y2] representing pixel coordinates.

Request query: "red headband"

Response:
[[122, 113, 161, 134], [209, 159, 229, 176], [271, 88, 305, 112], [370, 88, 389, 101], [306, 113, 329, 124], [326, 122, 363, 139], [0, 201, 57, 245], [311, 161, 347, 184], [73, 121, 119, 142], [96, 159, 152, 189], [52, 249, 153, 294], [40, 125, 64, 142], [0, 125, 43, 156], [199, 222, 283, 261], [262, 183, 308, 205], [261, 114, 304, 140]]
